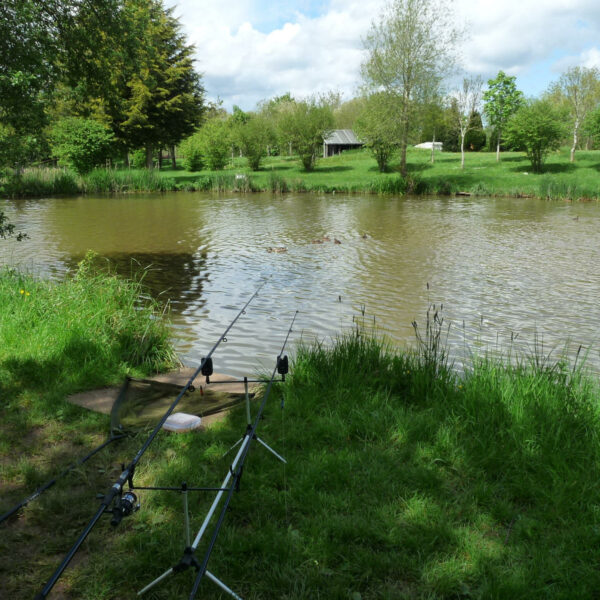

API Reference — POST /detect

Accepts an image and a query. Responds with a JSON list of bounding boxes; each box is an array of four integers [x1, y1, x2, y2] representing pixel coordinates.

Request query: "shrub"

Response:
[[179, 133, 203, 171], [199, 119, 231, 170], [505, 100, 566, 173], [50, 118, 114, 174]]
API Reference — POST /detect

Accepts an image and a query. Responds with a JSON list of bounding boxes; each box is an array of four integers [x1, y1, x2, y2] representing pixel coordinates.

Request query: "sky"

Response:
[[164, 0, 600, 111]]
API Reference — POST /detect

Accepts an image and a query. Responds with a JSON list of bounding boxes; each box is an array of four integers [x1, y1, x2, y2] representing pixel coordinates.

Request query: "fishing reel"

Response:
[[110, 491, 140, 527]]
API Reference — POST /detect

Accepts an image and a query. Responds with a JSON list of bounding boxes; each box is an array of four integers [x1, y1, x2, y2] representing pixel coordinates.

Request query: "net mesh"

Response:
[[110, 377, 251, 432]]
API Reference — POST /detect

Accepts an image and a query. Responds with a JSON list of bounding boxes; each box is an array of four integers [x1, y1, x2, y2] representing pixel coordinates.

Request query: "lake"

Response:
[[2, 192, 599, 376]]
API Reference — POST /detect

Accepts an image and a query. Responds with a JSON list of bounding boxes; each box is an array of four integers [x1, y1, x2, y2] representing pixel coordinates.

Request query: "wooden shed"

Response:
[[322, 129, 363, 157]]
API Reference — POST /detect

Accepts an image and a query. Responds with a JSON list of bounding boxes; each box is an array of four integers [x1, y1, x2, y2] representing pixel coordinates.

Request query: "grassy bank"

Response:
[[0, 258, 178, 594], [3, 147, 600, 200], [2, 292, 599, 598]]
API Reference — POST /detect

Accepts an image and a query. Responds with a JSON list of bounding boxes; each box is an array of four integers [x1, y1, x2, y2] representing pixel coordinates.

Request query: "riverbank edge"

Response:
[[2, 163, 599, 202]]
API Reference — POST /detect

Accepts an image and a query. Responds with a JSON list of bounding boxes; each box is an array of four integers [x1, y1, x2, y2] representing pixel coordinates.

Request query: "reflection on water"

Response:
[[64, 251, 208, 312], [2, 192, 599, 377]]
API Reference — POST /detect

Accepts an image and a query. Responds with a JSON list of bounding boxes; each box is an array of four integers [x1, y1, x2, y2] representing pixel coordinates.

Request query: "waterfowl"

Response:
[[267, 247, 287, 253], [334, 239, 341, 245]]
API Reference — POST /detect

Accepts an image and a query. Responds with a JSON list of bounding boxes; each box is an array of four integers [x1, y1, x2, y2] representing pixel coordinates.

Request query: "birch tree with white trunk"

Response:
[[454, 75, 483, 170], [548, 66, 600, 163]]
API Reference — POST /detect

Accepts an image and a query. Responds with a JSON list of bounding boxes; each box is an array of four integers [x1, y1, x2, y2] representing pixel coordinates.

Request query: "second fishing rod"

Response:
[[35, 283, 266, 600]]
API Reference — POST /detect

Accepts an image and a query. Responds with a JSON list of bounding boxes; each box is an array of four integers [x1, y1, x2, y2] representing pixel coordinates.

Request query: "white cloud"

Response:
[[553, 47, 600, 72], [165, 0, 600, 110]]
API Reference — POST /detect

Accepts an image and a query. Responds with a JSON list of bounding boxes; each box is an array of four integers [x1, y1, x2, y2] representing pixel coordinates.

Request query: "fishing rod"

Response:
[[35, 283, 265, 600], [0, 434, 124, 526], [138, 310, 298, 599]]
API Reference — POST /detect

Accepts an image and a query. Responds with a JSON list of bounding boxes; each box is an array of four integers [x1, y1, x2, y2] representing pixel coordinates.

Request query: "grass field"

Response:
[[2, 270, 600, 599], [2, 146, 600, 200]]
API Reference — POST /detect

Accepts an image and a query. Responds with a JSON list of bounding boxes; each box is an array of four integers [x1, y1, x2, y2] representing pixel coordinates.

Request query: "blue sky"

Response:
[[165, 0, 600, 111]]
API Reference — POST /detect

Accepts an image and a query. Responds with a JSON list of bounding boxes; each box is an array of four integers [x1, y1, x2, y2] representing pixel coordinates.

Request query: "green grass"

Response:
[[3, 146, 600, 200], [1, 291, 599, 598]]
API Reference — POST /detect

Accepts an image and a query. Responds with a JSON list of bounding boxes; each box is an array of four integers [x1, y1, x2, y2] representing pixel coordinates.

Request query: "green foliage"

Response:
[[354, 93, 402, 171], [50, 117, 114, 174], [505, 100, 566, 173], [583, 106, 600, 144], [233, 115, 273, 171], [276, 98, 334, 171], [179, 133, 203, 171], [483, 71, 524, 156], [362, 0, 460, 174], [130, 149, 147, 169], [198, 119, 231, 171], [464, 111, 486, 151], [0, 125, 48, 171]]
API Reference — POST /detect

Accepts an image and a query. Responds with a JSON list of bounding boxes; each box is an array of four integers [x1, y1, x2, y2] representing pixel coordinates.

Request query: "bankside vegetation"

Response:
[[4, 146, 600, 202], [1, 301, 599, 598]]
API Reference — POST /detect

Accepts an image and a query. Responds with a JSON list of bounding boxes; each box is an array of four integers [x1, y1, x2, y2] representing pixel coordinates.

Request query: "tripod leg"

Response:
[[255, 437, 286, 463], [205, 571, 244, 600]]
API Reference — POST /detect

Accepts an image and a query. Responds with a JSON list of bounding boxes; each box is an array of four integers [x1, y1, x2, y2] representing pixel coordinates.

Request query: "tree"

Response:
[[504, 99, 565, 173], [483, 71, 524, 162], [277, 98, 334, 171], [361, 0, 460, 176], [464, 111, 486, 152], [453, 76, 483, 169], [333, 97, 367, 129], [233, 115, 273, 171], [547, 66, 600, 163], [179, 132, 203, 171], [198, 119, 231, 171], [118, 1, 204, 168], [583, 106, 600, 147], [50, 118, 115, 174], [59, 0, 204, 169], [417, 96, 447, 162], [354, 93, 402, 172]]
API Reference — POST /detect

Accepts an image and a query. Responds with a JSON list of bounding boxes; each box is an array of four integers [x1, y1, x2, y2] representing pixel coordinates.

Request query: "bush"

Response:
[[50, 117, 114, 174], [179, 133, 203, 171], [505, 100, 566, 173], [130, 149, 147, 169], [234, 115, 273, 171], [199, 119, 231, 170]]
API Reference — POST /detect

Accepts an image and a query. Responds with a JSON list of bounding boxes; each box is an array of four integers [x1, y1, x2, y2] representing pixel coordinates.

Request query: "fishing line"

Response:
[[34, 282, 266, 600]]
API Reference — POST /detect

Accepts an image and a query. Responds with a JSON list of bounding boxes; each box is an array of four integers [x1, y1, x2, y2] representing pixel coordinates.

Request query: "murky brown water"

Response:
[[2, 192, 599, 376]]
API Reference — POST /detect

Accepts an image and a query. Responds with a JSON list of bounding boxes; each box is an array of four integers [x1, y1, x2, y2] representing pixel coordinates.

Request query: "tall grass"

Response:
[[0, 254, 177, 415], [1, 168, 79, 197], [80, 168, 175, 193]]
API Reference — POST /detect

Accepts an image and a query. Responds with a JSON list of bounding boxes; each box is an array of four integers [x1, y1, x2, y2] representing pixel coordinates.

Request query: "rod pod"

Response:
[[35, 283, 266, 599]]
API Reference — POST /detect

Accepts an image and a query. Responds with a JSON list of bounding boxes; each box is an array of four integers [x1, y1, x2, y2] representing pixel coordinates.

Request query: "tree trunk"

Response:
[[460, 134, 465, 169], [170, 145, 176, 169], [124, 152, 130, 169], [146, 145, 154, 169], [496, 127, 501, 162], [431, 129, 436, 164], [570, 119, 579, 163], [158, 148, 163, 170]]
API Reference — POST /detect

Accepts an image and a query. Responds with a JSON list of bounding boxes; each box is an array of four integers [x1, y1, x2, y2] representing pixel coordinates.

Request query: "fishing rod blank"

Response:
[[138, 310, 298, 599], [0, 434, 124, 526], [35, 284, 265, 600]]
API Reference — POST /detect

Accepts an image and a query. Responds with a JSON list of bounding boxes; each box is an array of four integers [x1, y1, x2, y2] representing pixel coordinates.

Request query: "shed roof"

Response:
[[323, 129, 362, 145]]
